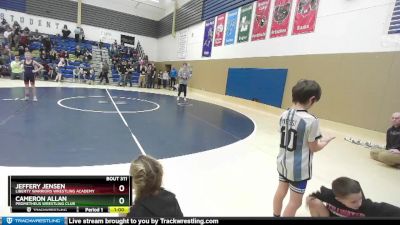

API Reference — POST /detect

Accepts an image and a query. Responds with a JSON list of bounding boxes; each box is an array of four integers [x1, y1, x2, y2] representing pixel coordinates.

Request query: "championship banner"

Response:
[[251, 0, 272, 41], [237, 3, 253, 43], [270, 0, 293, 38], [202, 18, 215, 57], [225, 9, 239, 45], [292, 0, 319, 35], [214, 13, 226, 47]]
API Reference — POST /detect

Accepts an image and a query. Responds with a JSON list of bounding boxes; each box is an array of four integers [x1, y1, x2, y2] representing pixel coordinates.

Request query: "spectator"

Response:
[[370, 112, 400, 168], [58, 50, 69, 59], [10, 55, 24, 80], [0, 64, 10, 78], [40, 50, 48, 61], [146, 64, 154, 88], [80, 27, 85, 42], [12, 21, 21, 31], [18, 46, 25, 58], [72, 66, 79, 82], [12, 28, 20, 48], [78, 67, 86, 82], [139, 64, 146, 88], [125, 61, 134, 87], [41, 63, 51, 80], [64, 50, 69, 59], [23, 26, 30, 34], [49, 63, 57, 80], [74, 26, 81, 42], [83, 50, 92, 62], [61, 25, 71, 39], [88, 68, 96, 85], [55, 58, 66, 82], [162, 70, 169, 89], [307, 177, 400, 217], [176, 63, 192, 101], [118, 60, 127, 86], [126, 155, 183, 218], [170, 67, 177, 90], [1, 18, 7, 27], [19, 30, 29, 48], [42, 36, 52, 53], [2, 45, 11, 64], [3, 27, 13, 45], [273, 80, 334, 217], [98, 40, 104, 49], [99, 60, 109, 84], [75, 45, 82, 58]]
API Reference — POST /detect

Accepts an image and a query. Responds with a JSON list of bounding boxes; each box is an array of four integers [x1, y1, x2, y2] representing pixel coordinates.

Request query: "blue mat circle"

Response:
[[0, 87, 255, 167]]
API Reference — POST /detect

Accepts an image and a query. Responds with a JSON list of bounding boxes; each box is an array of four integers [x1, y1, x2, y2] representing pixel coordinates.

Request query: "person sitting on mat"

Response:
[[370, 112, 400, 168]]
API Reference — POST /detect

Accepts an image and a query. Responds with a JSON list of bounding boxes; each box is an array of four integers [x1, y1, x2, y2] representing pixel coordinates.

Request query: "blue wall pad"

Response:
[[202, 0, 255, 21], [0, 0, 26, 13], [226, 68, 288, 108]]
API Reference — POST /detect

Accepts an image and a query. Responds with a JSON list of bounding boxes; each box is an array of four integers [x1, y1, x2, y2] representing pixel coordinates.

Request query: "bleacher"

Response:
[[3, 30, 146, 85]]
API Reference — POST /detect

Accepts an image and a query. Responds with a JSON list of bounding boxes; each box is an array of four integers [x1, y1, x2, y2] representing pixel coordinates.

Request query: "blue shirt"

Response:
[[170, 69, 177, 78]]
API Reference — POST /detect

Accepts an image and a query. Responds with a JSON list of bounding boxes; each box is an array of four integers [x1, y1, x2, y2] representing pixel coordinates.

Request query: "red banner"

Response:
[[270, 0, 293, 38], [214, 13, 226, 47], [292, 0, 319, 35], [251, 0, 272, 41]]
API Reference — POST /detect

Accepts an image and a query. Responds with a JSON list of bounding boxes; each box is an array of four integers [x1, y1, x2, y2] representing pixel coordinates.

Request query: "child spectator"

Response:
[[273, 79, 335, 217], [54, 58, 66, 82], [307, 177, 400, 217], [73, 66, 80, 82], [78, 67, 86, 82], [126, 155, 183, 217], [10, 55, 23, 80], [88, 68, 96, 85]]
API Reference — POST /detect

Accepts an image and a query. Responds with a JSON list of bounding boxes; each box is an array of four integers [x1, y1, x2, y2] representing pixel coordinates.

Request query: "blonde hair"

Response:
[[130, 155, 163, 201]]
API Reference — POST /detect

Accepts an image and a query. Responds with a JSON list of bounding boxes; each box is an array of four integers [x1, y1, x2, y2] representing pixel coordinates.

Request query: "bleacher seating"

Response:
[[3, 29, 146, 85]]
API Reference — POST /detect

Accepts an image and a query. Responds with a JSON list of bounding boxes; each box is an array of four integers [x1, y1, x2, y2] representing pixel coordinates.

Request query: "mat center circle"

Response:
[[57, 96, 160, 114]]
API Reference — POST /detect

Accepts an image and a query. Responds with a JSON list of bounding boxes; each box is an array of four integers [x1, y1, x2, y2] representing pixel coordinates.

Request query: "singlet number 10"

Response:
[[280, 127, 298, 152]]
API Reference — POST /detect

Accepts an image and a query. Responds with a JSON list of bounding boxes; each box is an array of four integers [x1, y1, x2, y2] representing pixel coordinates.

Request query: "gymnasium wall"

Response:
[[156, 52, 400, 133], [158, 0, 400, 61], [156, 0, 400, 132]]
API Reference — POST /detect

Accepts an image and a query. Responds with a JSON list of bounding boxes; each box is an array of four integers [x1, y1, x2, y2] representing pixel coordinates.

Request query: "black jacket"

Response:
[[310, 186, 400, 217], [386, 126, 400, 150], [127, 189, 183, 218]]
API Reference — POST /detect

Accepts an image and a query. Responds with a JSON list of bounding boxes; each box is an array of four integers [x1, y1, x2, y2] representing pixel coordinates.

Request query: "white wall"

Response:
[[157, 0, 400, 62], [0, 9, 158, 60]]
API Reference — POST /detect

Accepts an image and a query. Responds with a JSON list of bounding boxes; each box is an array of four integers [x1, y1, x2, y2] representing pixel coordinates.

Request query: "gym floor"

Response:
[[0, 79, 399, 217]]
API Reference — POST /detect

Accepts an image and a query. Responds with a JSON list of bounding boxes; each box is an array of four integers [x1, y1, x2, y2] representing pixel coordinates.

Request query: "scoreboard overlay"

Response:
[[8, 176, 131, 213]]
